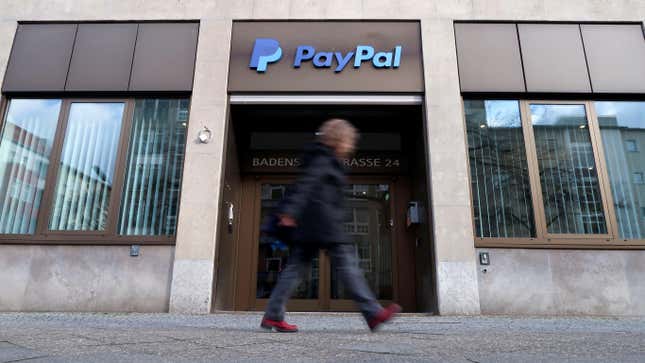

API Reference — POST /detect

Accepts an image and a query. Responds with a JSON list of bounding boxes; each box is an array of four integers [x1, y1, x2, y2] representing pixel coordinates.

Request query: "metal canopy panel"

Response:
[[129, 23, 199, 92], [581, 24, 645, 93], [519, 24, 591, 93], [229, 94, 424, 105], [228, 21, 423, 93], [2, 24, 77, 92], [455, 23, 526, 93], [66, 23, 138, 91]]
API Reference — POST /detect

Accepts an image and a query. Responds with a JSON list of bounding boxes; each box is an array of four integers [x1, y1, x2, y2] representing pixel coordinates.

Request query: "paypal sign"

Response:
[[249, 38, 402, 73], [249, 38, 282, 73]]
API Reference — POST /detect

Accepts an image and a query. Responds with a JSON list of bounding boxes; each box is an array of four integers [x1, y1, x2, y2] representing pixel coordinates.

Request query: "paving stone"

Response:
[[0, 341, 47, 362], [0, 313, 644, 362]]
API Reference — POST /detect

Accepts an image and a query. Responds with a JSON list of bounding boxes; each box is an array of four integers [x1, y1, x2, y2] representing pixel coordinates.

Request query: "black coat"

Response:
[[280, 142, 349, 245]]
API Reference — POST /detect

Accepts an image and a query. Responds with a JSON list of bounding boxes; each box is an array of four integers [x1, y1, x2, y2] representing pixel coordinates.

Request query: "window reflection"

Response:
[[597, 101, 645, 239], [256, 183, 318, 299], [333, 184, 393, 300], [0, 99, 62, 234], [49, 103, 125, 231], [531, 104, 607, 235], [464, 100, 535, 238]]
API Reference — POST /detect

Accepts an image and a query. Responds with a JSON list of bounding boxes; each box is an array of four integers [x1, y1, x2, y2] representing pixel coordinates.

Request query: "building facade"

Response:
[[0, 0, 643, 315]]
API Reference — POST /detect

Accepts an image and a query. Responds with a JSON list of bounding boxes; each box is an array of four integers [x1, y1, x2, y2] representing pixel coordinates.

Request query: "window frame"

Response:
[[466, 99, 645, 249], [0, 96, 189, 245]]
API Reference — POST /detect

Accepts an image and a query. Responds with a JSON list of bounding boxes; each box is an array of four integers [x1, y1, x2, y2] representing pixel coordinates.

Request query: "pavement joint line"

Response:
[[1, 355, 50, 363], [214, 339, 285, 349], [78, 339, 177, 347], [338, 347, 419, 357]]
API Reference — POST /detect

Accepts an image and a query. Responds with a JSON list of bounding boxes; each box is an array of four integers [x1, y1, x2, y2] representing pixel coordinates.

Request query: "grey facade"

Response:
[[0, 0, 644, 316]]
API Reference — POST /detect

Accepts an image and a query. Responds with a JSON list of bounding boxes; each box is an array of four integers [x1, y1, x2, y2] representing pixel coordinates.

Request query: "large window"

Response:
[[0, 98, 189, 244], [465, 100, 645, 247]]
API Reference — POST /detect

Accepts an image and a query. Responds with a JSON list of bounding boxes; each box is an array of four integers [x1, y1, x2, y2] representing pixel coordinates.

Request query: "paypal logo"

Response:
[[249, 38, 282, 72], [249, 38, 402, 73], [293, 45, 402, 72]]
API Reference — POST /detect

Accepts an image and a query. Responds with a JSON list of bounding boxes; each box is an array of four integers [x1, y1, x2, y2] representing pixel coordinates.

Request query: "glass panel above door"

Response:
[[530, 104, 607, 235]]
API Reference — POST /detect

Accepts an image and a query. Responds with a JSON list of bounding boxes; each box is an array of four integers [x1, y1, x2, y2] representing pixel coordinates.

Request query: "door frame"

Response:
[[234, 174, 416, 312]]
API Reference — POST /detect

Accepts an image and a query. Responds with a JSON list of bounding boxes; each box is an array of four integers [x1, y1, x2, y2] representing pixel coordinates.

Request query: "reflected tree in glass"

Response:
[[0, 99, 62, 234], [464, 100, 535, 238], [530, 104, 607, 235]]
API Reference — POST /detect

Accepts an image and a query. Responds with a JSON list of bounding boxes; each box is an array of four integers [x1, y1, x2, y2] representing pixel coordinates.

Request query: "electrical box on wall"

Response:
[[407, 201, 421, 227]]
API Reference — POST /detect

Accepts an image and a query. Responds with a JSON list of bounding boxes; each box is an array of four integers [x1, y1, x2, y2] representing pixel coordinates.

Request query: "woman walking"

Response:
[[261, 118, 401, 333]]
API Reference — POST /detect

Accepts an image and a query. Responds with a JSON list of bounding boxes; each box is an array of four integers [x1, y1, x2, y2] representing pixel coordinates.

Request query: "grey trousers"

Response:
[[265, 243, 382, 322]]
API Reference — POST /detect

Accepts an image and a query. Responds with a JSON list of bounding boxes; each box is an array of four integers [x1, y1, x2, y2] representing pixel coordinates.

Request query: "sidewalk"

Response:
[[1, 312, 644, 362]]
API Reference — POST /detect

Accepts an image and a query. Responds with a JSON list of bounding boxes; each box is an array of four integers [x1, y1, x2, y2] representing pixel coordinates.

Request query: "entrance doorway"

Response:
[[215, 102, 436, 313], [241, 176, 414, 312]]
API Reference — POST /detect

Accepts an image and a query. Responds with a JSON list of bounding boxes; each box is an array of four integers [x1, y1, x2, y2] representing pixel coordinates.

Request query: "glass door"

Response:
[[253, 180, 396, 311], [255, 183, 319, 303], [329, 183, 394, 309]]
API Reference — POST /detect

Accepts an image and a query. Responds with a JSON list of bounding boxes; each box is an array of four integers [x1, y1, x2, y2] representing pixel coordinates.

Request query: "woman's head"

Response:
[[317, 118, 359, 158]]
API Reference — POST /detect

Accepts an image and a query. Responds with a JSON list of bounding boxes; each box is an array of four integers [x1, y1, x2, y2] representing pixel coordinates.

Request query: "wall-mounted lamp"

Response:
[[198, 126, 212, 143]]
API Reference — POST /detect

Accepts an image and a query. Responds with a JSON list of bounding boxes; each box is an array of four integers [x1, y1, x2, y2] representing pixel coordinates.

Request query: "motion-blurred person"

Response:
[[261, 118, 401, 333]]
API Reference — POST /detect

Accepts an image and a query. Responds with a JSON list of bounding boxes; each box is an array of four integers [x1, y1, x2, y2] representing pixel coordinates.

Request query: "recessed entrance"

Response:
[[214, 101, 436, 313]]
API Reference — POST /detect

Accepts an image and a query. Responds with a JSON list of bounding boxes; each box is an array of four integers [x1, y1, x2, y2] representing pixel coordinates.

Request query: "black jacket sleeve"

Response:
[[280, 153, 327, 222]]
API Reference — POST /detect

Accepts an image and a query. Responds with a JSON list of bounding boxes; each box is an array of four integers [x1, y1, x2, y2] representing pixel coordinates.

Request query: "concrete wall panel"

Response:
[[0, 246, 174, 312], [477, 249, 645, 316]]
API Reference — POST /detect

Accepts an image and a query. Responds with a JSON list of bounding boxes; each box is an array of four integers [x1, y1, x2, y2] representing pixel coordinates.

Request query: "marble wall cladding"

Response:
[[477, 249, 645, 316], [169, 259, 214, 314], [437, 261, 481, 315], [0, 246, 174, 312]]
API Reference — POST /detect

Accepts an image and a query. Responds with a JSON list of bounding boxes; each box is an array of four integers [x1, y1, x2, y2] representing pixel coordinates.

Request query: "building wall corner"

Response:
[[169, 259, 214, 314], [436, 260, 481, 315]]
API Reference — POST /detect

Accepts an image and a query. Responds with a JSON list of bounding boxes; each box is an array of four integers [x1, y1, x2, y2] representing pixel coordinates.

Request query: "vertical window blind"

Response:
[[597, 101, 645, 240], [118, 99, 188, 236], [49, 102, 125, 231]]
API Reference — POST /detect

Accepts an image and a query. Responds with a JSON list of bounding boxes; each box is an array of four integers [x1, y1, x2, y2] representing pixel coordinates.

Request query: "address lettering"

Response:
[[251, 156, 400, 169]]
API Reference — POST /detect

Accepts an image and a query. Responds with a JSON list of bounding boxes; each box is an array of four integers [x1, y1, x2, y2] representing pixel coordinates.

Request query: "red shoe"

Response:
[[261, 317, 299, 333], [368, 304, 402, 331]]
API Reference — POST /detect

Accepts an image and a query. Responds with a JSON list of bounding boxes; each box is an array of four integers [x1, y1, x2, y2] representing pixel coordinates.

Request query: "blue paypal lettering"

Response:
[[249, 38, 403, 73], [295, 44, 401, 72]]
